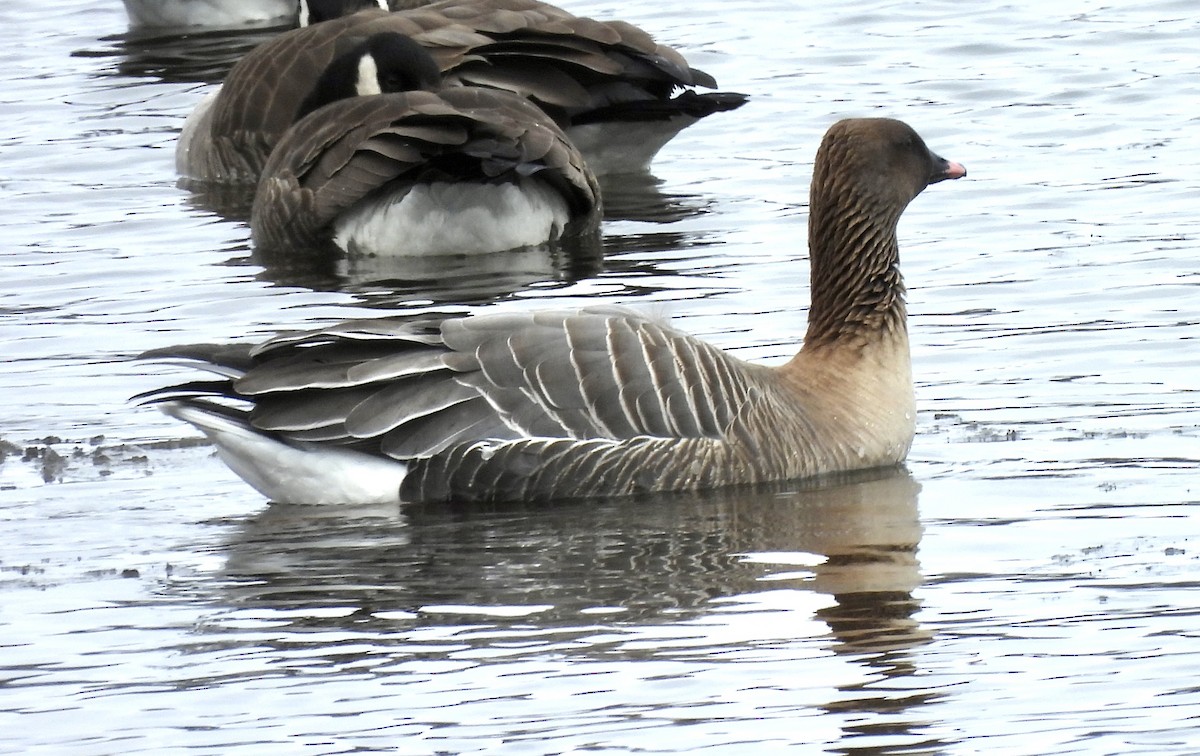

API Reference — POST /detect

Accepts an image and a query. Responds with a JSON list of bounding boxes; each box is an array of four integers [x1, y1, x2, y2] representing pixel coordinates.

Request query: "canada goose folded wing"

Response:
[[250, 87, 599, 254], [415, 7, 728, 121]]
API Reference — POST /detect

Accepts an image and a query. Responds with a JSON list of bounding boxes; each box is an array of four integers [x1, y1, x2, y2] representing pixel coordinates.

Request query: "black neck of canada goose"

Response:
[[802, 118, 965, 352], [294, 32, 442, 122], [299, 0, 388, 27]]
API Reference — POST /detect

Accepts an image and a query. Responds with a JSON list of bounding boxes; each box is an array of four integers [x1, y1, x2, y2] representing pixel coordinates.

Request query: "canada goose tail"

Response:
[[564, 91, 749, 174], [572, 90, 749, 125]]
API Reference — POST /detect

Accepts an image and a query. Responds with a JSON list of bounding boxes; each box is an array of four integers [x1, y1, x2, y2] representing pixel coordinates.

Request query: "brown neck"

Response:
[[802, 179, 907, 352]]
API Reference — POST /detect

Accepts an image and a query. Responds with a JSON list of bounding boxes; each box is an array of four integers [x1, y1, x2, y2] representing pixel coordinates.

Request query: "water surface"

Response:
[[2, 0, 1199, 753]]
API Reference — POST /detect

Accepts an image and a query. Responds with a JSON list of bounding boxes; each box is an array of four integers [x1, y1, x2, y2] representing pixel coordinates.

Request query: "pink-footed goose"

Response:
[[176, 0, 748, 183], [249, 32, 599, 256], [142, 118, 966, 505]]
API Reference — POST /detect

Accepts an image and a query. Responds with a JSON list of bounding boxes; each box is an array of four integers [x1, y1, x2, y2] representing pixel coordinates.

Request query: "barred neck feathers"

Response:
[[803, 118, 964, 351]]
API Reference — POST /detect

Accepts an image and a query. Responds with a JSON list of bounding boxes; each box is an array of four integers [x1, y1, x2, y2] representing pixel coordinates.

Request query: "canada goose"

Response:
[[122, 0, 298, 29], [250, 32, 600, 256], [176, 0, 748, 183], [142, 118, 965, 505]]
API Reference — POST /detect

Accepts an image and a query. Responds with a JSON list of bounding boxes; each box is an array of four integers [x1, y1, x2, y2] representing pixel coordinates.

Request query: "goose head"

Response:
[[804, 118, 965, 349], [811, 118, 965, 229], [294, 32, 442, 121]]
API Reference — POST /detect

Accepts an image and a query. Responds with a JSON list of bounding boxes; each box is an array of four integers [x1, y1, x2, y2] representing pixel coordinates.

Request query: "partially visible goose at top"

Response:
[[250, 32, 600, 257], [176, 0, 748, 183], [141, 118, 966, 505], [123, 0, 299, 29], [122, 0, 409, 29], [300, 0, 394, 26]]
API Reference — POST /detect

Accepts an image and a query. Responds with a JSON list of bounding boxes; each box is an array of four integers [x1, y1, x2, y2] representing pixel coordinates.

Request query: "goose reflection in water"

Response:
[[598, 172, 715, 226], [181, 170, 713, 307], [200, 467, 925, 652], [76, 25, 283, 85], [182, 468, 930, 746], [248, 227, 606, 306]]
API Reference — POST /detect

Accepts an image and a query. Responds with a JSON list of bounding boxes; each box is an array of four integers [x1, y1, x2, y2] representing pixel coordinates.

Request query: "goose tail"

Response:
[[144, 397, 407, 506], [573, 90, 749, 125]]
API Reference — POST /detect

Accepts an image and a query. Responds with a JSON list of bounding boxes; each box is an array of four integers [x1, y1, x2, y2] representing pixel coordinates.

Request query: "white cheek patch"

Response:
[[355, 54, 382, 96]]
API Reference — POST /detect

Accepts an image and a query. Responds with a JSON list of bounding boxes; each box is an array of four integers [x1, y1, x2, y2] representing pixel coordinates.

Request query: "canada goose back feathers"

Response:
[[175, 0, 747, 183], [250, 84, 601, 256]]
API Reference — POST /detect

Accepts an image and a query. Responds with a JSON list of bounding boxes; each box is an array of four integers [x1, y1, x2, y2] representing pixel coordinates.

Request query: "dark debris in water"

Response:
[[0, 433, 211, 487], [926, 413, 1022, 443]]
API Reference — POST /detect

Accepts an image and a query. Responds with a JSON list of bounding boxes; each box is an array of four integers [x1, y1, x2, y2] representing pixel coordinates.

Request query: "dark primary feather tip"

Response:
[[131, 380, 227, 405]]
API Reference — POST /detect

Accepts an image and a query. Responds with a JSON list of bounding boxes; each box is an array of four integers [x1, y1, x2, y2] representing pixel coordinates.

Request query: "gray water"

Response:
[[3, 0, 1200, 752]]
